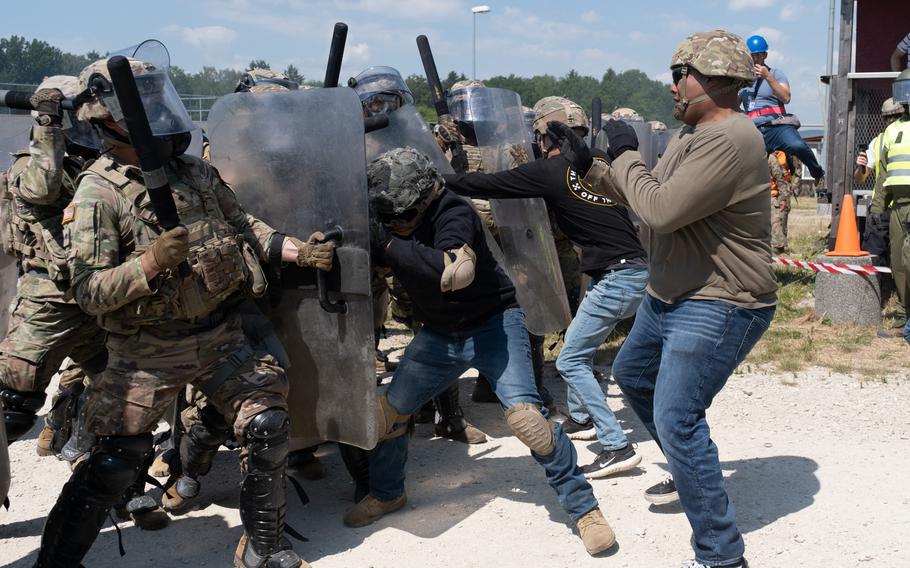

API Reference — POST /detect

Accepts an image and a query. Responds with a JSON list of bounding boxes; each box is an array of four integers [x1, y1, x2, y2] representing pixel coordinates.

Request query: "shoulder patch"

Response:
[[62, 205, 76, 225]]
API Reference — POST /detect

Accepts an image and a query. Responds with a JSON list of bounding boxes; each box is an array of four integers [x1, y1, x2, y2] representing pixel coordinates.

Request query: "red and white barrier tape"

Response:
[[772, 257, 892, 275]]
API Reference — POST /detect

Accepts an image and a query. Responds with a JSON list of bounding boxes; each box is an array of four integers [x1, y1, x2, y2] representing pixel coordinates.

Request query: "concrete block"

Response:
[[814, 254, 881, 326]]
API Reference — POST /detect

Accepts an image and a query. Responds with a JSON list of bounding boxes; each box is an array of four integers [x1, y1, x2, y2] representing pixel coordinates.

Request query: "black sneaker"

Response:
[[680, 559, 748, 568], [644, 475, 679, 505], [561, 417, 596, 441], [581, 445, 642, 479]]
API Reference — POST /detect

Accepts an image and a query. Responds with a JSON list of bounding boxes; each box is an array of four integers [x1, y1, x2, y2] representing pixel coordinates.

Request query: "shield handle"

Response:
[[317, 226, 347, 314]]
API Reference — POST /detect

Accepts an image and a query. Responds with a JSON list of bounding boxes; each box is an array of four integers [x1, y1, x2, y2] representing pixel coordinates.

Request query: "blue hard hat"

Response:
[[746, 35, 769, 54]]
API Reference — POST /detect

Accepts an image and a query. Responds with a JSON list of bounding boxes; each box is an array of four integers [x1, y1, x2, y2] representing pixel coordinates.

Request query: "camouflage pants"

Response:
[[85, 312, 288, 455], [0, 296, 106, 394], [371, 266, 391, 331], [771, 194, 791, 251]]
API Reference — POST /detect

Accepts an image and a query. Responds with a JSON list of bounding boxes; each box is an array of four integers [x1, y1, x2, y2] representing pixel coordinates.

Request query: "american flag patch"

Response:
[[61, 206, 75, 224]]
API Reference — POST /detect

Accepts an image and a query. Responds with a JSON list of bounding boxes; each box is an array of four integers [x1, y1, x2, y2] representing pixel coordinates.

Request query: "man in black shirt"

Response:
[[444, 97, 649, 479], [344, 147, 616, 557]]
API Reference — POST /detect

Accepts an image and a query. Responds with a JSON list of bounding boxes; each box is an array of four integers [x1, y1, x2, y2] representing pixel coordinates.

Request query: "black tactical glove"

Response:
[[602, 119, 638, 160], [29, 88, 65, 126], [546, 121, 593, 173], [369, 212, 392, 262]]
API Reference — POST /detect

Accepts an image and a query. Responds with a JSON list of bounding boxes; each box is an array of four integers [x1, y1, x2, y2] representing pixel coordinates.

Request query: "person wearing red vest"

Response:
[[739, 34, 826, 184]]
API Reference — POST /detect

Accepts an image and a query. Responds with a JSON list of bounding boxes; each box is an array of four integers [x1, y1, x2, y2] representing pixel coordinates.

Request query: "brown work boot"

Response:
[[161, 474, 200, 514], [343, 493, 407, 528], [434, 419, 487, 444], [234, 533, 307, 568], [149, 451, 172, 478], [127, 495, 170, 531], [576, 508, 616, 556], [36, 425, 56, 457]]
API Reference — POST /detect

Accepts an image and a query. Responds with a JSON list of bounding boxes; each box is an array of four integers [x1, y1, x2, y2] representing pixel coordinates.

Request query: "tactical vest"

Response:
[[883, 119, 910, 188], [78, 155, 267, 329], [0, 151, 79, 283]]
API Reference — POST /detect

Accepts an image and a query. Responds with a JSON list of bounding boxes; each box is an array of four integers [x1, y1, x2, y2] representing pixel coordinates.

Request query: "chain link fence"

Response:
[[2, 82, 219, 121], [852, 82, 892, 192]]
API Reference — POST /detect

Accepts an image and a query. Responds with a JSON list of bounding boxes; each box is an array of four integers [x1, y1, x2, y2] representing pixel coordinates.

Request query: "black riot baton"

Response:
[[591, 97, 602, 147], [416, 34, 469, 173], [0, 90, 77, 112], [106, 55, 191, 278], [323, 22, 348, 88]]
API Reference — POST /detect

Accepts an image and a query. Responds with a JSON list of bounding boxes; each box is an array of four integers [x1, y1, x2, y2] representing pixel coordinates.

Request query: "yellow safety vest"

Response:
[[882, 118, 910, 187]]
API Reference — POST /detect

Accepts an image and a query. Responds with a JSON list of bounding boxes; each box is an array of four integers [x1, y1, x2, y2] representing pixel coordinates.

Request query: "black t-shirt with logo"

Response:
[[444, 156, 646, 275], [383, 189, 517, 333]]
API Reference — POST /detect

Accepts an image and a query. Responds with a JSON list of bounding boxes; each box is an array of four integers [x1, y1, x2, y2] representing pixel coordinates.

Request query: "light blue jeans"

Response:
[[370, 307, 599, 521], [556, 267, 648, 450], [612, 295, 775, 566]]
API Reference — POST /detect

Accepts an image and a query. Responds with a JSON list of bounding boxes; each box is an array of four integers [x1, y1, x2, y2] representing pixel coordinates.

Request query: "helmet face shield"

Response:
[[104, 69, 194, 136], [362, 92, 403, 117], [893, 79, 910, 106], [447, 86, 502, 124], [61, 110, 102, 149], [111, 39, 171, 71], [350, 66, 414, 108]]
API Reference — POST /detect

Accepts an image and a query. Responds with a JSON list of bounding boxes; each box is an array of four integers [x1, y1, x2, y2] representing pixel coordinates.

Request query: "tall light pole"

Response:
[[472, 5, 491, 80]]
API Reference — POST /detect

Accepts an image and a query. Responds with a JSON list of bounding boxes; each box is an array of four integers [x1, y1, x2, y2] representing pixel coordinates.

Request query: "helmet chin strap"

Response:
[[673, 65, 741, 120]]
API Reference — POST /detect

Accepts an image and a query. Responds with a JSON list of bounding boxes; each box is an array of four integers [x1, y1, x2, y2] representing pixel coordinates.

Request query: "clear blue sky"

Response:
[[3, 0, 833, 123]]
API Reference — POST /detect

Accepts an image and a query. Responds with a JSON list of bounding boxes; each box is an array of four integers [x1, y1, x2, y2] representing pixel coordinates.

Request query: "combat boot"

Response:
[[234, 534, 306, 568], [576, 508, 616, 555], [162, 474, 200, 514], [125, 494, 170, 530], [149, 450, 172, 478], [343, 493, 407, 528], [36, 425, 56, 457], [433, 383, 487, 444], [287, 447, 326, 480]]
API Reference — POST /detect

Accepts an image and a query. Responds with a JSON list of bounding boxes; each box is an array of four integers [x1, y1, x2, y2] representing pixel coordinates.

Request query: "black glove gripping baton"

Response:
[[106, 55, 191, 277]]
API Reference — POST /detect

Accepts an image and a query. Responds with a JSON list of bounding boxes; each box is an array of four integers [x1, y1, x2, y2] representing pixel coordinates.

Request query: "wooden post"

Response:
[[826, 0, 855, 249]]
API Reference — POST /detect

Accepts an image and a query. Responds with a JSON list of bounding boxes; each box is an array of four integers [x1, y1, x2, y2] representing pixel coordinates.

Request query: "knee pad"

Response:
[[377, 393, 410, 442], [1, 388, 45, 442], [505, 403, 556, 456], [246, 408, 290, 471], [86, 434, 154, 500]]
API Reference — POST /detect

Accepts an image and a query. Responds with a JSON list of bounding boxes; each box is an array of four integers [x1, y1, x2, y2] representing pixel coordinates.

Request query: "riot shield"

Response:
[[595, 119, 656, 169], [0, 414, 8, 506], [0, 115, 31, 337], [464, 87, 570, 334], [207, 87, 376, 450]]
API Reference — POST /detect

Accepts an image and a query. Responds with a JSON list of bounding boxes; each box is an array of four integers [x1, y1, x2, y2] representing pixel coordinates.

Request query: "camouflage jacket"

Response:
[[64, 154, 275, 334], [2, 125, 83, 301], [768, 151, 793, 199]]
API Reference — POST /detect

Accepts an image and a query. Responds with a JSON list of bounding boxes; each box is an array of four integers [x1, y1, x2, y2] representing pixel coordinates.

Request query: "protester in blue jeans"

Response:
[[549, 30, 779, 568], [344, 147, 616, 557], [445, 96, 649, 479], [739, 34, 825, 183]]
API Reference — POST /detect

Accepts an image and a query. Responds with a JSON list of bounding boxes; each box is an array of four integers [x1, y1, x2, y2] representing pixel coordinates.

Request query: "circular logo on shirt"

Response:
[[566, 167, 616, 206]]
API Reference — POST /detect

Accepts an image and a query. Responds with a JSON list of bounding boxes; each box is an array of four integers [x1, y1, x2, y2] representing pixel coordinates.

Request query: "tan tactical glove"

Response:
[[30, 88, 65, 126], [435, 116, 463, 148], [142, 226, 190, 273], [289, 231, 335, 271]]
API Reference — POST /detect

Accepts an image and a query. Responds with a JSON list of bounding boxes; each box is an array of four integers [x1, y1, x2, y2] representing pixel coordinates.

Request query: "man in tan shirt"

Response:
[[549, 30, 777, 568]]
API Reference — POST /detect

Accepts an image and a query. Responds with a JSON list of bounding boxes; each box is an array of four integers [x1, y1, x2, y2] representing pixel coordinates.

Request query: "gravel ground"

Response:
[[2, 334, 909, 568]]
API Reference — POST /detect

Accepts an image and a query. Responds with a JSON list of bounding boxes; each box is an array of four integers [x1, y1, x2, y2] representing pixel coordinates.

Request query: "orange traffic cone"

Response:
[[825, 193, 869, 257]]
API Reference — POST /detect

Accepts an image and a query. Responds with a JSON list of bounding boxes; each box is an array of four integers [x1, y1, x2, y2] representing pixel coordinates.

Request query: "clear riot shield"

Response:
[[207, 88, 376, 450], [0, 415, 8, 506], [463, 87, 570, 335], [0, 115, 31, 336], [595, 121, 656, 169]]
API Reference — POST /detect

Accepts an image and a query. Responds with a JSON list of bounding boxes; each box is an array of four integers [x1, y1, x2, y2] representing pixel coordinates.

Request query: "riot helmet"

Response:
[[611, 107, 643, 122], [33, 75, 101, 153], [893, 69, 910, 107], [532, 97, 588, 155], [348, 66, 414, 117], [235, 68, 299, 93], [446, 80, 492, 142], [367, 147, 443, 233], [669, 29, 755, 121]]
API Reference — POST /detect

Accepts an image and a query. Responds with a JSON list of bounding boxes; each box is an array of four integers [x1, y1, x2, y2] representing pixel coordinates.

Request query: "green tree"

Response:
[[248, 59, 270, 71], [284, 64, 304, 84]]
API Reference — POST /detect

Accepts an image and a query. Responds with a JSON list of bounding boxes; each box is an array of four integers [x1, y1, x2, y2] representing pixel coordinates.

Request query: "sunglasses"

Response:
[[382, 206, 422, 226], [671, 67, 686, 85]]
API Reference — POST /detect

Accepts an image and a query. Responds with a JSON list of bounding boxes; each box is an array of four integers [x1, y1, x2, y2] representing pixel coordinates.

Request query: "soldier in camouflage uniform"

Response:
[[768, 150, 797, 253], [34, 58, 333, 568], [0, 76, 108, 463]]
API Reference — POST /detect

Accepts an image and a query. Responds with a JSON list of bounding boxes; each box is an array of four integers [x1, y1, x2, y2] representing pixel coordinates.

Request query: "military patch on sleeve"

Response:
[[61, 205, 76, 225]]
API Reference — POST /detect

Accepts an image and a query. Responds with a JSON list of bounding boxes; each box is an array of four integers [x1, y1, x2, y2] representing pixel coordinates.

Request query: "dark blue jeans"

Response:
[[370, 307, 598, 521], [759, 123, 825, 180], [612, 295, 775, 566]]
